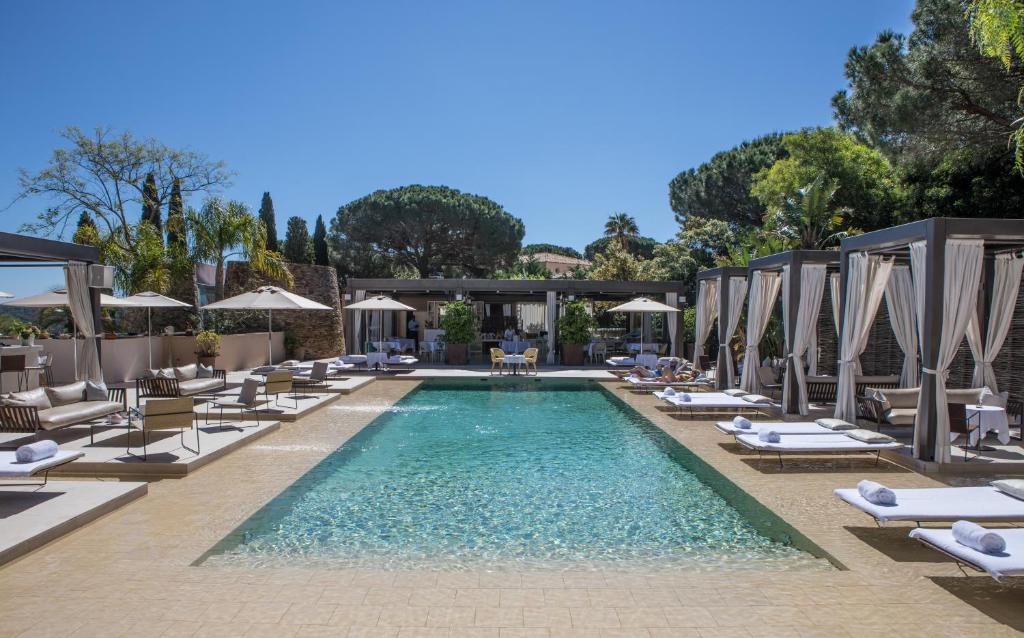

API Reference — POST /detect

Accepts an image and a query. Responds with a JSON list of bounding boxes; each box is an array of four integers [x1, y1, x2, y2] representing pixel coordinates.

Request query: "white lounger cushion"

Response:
[[666, 395, 752, 407], [0, 450, 83, 477], [835, 486, 1024, 523], [656, 391, 733, 401], [714, 421, 833, 435], [909, 528, 1024, 580], [736, 433, 902, 452], [722, 389, 748, 397], [741, 394, 772, 404]]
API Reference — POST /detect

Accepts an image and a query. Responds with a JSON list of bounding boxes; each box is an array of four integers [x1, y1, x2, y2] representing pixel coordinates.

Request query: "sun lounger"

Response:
[[654, 391, 734, 400], [835, 485, 1024, 524], [625, 377, 713, 392], [663, 394, 777, 418], [909, 527, 1024, 580], [0, 450, 83, 485], [714, 421, 835, 435], [736, 432, 901, 467]]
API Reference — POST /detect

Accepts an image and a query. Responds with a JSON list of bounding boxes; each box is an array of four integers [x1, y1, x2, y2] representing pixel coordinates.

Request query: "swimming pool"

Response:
[[203, 379, 832, 571]]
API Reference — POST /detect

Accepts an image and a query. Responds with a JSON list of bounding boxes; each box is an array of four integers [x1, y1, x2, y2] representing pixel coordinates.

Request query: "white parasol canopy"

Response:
[[202, 286, 332, 365], [608, 297, 679, 361], [0, 291, 13, 299], [345, 295, 415, 355], [122, 291, 192, 369]]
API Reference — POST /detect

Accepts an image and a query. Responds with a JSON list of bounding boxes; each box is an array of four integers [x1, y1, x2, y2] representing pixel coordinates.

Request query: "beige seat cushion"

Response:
[[875, 388, 920, 410], [948, 388, 985, 405], [5, 388, 52, 410], [177, 378, 223, 396], [37, 401, 122, 430], [174, 364, 198, 381], [884, 407, 917, 425], [44, 382, 87, 407]]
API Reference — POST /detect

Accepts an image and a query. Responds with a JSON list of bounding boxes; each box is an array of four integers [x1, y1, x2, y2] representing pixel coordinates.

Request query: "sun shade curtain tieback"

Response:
[[721, 277, 747, 387], [782, 263, 826, 416], [65, 261, 102, 383], [693, 279, 718, 369], [909, 238, 985, 464], [829, 272, 841, 334], [739, 271, 781, 394], [966, 252, 1024, 393], [884, 265, 920, 388], [834, 252, 894, 423]]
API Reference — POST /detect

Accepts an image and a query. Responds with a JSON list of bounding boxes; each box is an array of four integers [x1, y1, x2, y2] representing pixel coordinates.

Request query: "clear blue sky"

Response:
[[0, 0, 913, 297]]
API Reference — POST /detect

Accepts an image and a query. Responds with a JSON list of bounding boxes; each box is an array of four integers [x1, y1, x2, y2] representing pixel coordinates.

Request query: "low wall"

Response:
[[160, 333, 285, 371]]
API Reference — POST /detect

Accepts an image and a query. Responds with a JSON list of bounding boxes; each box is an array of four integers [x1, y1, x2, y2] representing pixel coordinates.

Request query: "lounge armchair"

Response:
[[858, 387, 988, 429], [523, 348, 539, 375], [834, 485, 1024, 524], [757, 367, 782, 399], [293, 361, 330, 393], [0, 449, 83, 485], [262, 370, 296, 408], [128, 397, 197, 461], [0, 382, 127, 438], [205, 378, 263, 429], [135, 365, 226, 407], [909, 527, 1024, 580], [736, 431, 901, 467]]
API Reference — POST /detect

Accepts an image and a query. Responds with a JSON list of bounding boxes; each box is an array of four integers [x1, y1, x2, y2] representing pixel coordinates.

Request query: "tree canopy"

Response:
[[258, 192, 278, 251], [282, 216, 313, 264], [313, 215, 329, 266], [584, 235, 658, 261], [521, 243, 583, 259], [330, 185, 524, 278]]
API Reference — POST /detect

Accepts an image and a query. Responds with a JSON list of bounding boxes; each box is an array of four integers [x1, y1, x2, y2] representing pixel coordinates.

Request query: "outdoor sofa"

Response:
[[0, 382, 126, 437], [135, 364, 226, 407], [856, 386, 1022, 428], [805, 374, 900, 403]]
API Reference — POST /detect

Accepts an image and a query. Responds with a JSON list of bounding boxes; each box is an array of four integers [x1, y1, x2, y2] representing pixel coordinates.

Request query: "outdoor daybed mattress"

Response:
[[735, 433, 902, 453], [714, 421, 835, 435], [0, 451, 83, 477], [909, 527, 1024, 580], [834, 486, 1024, 524]]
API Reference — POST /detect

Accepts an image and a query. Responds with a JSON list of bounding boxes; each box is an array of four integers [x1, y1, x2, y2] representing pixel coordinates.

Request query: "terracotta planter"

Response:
[[446, 344, 469, 365], [196, 354, 217, 368], [561, 343, 585, 366]]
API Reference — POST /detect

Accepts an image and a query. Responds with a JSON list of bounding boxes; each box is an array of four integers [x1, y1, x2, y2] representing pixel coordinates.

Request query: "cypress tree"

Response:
[[141, 172, 161, 234], [258, 192, 278, 251], [313, 214, 329, 266], [282, 216, 313, 264], [166, 178, 185, 250]]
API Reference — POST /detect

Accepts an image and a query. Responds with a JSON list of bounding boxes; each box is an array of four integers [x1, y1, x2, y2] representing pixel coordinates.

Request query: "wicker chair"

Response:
[[523, 348, 539, 375], [489, 348, 506, 375]]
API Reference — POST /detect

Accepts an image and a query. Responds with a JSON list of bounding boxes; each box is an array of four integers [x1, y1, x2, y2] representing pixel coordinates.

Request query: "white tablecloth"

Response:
[[366, 352, 389, 367], [372, 341, 402, 352], [500, 340, 529, 353], [388, 338, 415, 351], [949, 405, 1011, 446], [503, 354, 527, 364], [635, 354, 658, 369], [627, 343, 660, 353]]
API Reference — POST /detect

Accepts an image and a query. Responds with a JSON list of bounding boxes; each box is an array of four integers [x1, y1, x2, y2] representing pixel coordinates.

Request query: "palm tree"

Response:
[[764, 175, 853, 250], [603, 213, 639, 249], [188, 197, 293, 300]]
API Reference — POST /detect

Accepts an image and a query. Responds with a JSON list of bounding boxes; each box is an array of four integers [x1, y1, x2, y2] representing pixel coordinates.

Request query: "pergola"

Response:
[[694, 267, 747, 390], [838, 218, 1024, 464], [0, 232, 106, 378], [345, 278, 687, 364], [745, 250, 840, 414]]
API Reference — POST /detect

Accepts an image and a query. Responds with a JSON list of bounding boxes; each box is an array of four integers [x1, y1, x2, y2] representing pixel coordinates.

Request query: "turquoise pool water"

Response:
[[203, 380, 831, 571]]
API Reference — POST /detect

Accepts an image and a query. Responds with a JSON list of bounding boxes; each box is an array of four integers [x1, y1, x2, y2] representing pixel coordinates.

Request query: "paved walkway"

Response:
[[1, 379, 1023, 637]]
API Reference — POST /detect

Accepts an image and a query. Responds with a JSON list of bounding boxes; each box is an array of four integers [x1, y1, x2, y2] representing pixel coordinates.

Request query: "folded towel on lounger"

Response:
[[15, 440, 58, 463], [663, 387, 676, 396], [679, 393, 691, 402], [758, 430, 780, 443], [857, 480, 896, 506], [733, 416, 752, 430], [952, 520, 1006, 554]]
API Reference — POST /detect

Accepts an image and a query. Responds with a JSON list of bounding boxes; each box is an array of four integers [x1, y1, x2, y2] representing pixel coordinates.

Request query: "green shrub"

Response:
[[195, 330, 221, 356], [438, 301, 477, 345], [556, 300, 596, 345]]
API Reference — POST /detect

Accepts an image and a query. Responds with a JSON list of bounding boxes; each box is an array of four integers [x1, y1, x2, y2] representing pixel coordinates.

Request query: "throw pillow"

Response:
[[85, 380, 108, 401]]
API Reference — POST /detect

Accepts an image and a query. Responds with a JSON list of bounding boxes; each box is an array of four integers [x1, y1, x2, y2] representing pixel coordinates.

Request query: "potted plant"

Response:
[[556, 300, 596, 366], [439, 300, 477, 365], [18, 323, 40, 346], [194, 330, 221, 367]]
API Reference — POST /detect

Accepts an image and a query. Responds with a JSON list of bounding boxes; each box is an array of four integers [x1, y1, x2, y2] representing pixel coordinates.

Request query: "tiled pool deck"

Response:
[[2, 378, 1023, 637]]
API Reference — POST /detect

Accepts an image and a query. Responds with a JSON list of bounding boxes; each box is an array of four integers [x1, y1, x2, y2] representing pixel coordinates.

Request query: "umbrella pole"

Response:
[[147, 306, 153, 370], [268, 309, 273, 366]]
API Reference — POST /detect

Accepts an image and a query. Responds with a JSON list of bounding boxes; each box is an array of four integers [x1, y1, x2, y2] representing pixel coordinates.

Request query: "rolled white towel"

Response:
[[857, 480, 896, 506], [952, 520, 1006, 554], [732, 416, 752, 430], [15, 440, 58, 463], [663, 387, 676, 396], [758, 430, 780, 443], [678, 393, 691, 403]]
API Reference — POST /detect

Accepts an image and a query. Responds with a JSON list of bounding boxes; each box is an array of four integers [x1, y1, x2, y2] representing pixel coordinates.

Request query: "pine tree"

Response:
[[141, 172, 161, 235], [282, 216, 312, 264], [166, 178, 185, 249], [72, 211, 98, 245], [313, 214, 329, 266], [258, 192, 278, 251]]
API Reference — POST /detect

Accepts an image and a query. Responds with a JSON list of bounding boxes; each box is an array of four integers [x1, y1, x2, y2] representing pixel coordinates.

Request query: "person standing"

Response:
[[407, 314, 419, 351]]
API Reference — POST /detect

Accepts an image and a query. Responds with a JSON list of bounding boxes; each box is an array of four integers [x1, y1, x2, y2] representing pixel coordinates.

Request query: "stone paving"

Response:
[[2, 378, 1024, 637]]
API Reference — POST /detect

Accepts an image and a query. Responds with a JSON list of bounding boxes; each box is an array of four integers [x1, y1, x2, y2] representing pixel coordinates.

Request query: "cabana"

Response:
[[694, 267, 747, 390], [837, 218, 1024, 465], [744, 251, 840, 415]]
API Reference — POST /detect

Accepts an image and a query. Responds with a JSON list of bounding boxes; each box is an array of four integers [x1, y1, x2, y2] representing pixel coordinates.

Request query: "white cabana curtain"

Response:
[[739, 272, 781, 393], [546, 291, 557, 364], [350, 290, 366, 354], [910, 239, 984, 463], [693, 279, 718, 368], [782, 264, 826, 415], [808, 325, 819, 375], [665, 292, 679, 357], [884, 266, 919, 388], [65, 262, 102, 383], [834, 253, 894, 422], [965, 252, 1024, 392], [829, 272, 841, 333], [722, 277, 748, 387]]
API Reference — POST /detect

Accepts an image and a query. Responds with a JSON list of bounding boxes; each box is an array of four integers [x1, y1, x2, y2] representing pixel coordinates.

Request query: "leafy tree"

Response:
[[282, 216, 313, 264], [72, 211, 96, 244], [70, 220, 170, 295], [587, 244, 666, 281], [141, 172, 162, 235], [603, 212, 639, 248], [258, 192, 278, 251], [674, 217, 735, 269], [313, 214, 329, 266], [651, 240, 698, 282], [751, 128, 901, 231], [833, 0, 1022, 163], [899, 147, 1024, 219], [13, 126, 230, 248], [331, 185, 524, 277], [763, 175, 853, 249], [166, 178, 184, 248], [188, 197, 292, 299], [669, 133, 787, 228], [521, 243, 583, 259], [584, 235, 658, 261], [493, 256, 552, 280]]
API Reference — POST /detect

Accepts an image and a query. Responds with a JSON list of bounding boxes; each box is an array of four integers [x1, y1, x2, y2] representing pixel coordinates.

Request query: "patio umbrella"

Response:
[[608, 297, 679, 363], [2, 289, 139, 378], [201, 286, 332, 365], [0, 292, 13, 299], [121, 291, 192, 369], [345, 295, 415, 355]]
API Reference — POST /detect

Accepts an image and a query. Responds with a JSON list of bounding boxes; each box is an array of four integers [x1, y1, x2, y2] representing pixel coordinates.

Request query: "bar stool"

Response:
[[0, 355, 28, 393], [26, 353, 53, 387]]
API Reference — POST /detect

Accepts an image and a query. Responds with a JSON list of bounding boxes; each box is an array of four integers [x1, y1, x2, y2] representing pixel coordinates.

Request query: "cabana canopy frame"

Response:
[[839, 218, 1024, 464], [747, 250, 840, 414], [696, 267, 747, 390]]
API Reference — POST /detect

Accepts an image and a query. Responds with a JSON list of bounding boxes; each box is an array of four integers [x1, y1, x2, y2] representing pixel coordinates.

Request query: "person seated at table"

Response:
[[503, 326, 516, 341]]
